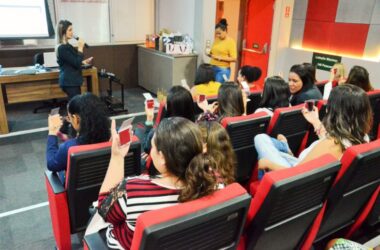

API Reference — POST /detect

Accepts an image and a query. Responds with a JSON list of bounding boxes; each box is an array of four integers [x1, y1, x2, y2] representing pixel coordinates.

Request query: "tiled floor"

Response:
[[0, 87, 149, 249]]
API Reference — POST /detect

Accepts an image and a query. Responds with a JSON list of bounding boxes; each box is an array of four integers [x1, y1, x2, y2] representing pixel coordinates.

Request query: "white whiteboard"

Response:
[[55, 0, 154, 44]]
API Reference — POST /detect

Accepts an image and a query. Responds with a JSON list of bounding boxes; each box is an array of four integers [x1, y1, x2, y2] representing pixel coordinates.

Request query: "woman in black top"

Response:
[[55, 20, 92, 100]]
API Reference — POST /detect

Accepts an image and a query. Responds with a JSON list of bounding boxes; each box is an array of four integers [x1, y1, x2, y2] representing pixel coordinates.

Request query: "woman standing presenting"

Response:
[[207, 19, 237, 83], [55, 20, 92, 100]]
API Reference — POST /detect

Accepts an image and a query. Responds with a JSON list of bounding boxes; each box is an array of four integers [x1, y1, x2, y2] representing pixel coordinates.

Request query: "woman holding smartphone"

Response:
[[253, 84, 372, 174], [207, 19, 237, 84]]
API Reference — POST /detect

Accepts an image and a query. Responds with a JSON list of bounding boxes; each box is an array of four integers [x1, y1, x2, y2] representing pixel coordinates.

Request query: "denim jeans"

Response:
[[212, 66, 231, 83], [254, 133, 299, 168]]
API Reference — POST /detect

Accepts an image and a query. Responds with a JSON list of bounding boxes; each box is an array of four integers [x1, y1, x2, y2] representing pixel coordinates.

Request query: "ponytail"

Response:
[[179, 153, 218, 202]]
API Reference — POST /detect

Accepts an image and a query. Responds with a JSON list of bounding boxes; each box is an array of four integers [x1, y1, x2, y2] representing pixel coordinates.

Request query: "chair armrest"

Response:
[[83, 232, 109, 250], [45, 170, 65, 194]]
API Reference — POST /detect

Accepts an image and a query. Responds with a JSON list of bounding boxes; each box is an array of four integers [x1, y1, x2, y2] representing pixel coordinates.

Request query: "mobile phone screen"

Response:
[[199, 94, 206, 102], [147, 99, 154, 109], [50, 107, 60, 116], [119, 128, 131, 145]]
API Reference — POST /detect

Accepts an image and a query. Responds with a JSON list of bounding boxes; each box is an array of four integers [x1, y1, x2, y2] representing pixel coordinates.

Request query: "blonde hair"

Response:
[[332, 63, 345, 80], [198, 121, 236, 184]]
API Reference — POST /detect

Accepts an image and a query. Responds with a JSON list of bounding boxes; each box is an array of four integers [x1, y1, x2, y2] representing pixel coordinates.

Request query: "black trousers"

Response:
[[62, 86, 81, 101]]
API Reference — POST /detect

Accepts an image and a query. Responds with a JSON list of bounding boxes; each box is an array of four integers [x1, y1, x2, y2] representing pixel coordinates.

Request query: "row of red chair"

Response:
[[83, 138, 380, 249]]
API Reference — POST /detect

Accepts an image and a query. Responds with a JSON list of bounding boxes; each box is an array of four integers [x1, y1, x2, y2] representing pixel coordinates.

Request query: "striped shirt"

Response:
[[98, 175, 180, 249]]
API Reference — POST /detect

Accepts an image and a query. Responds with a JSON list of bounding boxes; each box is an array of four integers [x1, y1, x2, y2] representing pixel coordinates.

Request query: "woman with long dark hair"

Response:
[[254, 84, 372, 173], [47, 93, 110, 183], [255, 76, 290, 116], [346, 65, 374, 92]]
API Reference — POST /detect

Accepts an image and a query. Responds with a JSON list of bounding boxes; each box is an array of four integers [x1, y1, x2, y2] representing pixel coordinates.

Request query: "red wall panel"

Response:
[[305, 0, 339, 22]]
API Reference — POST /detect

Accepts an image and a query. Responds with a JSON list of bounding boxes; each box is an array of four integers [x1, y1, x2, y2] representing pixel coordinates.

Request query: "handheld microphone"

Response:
[[73, 36, 89, 48]]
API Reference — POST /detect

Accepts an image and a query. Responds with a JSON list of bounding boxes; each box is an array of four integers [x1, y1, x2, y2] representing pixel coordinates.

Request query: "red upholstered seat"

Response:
[[241, 154, 340, 250], [302, 139, 380, 249], [45, 138, 141, 250], [83, 183, 251, 250], [267, 104, 310, 156], [221, 112, 271, 183]]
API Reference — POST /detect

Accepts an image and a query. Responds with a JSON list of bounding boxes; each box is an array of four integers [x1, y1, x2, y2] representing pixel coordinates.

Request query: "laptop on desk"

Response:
[[43, 52, 59, 68]]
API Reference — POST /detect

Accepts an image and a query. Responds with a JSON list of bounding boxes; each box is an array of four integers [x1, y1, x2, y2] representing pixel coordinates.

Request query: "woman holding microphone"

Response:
[[207, 19, 237, 83], [55, 20, 93, 99]]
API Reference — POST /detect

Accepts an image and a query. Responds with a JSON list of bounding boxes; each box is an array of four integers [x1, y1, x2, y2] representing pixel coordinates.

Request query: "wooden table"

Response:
[[0, 67, 99, 134]]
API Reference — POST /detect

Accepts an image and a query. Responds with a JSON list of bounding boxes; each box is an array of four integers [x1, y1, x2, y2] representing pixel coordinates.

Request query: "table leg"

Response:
[[0, 85, 9, 134]]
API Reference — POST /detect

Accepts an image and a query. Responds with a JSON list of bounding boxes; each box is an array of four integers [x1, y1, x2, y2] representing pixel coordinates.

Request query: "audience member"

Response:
[[198, 121, 236, 184], [254, 84, 372, 174], [46, 93, 110, 183], [197, 82, 245, 122], [139, 86, 195, 154], [288, 64, 322, 106], [346, 65, 374, 92], [191, 63, 221, 97], [255, 76, 290, 116], [97, 117, 221, 249], [237, 65, 262, 90], [323, 63, 346, 100]]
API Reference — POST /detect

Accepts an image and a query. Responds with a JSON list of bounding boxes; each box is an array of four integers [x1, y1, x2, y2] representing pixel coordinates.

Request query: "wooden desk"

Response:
[[0, 67, 99, 134]]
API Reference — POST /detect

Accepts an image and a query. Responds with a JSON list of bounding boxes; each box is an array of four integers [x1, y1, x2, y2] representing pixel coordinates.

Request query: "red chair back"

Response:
[[267, 104, 309, 155], [245, 155, 340, 250], [221, 112, 271, 183]]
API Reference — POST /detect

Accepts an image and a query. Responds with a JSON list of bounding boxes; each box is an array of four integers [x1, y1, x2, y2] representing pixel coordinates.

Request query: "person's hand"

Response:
[[48, 115, 63, 135], [145, 104, 154, 122], [77, 37, 85, 51], [197, 97, 209, 112], [82, 57, 93, 65], [302, 106, 320, 126], [110, 119, 131, 158]]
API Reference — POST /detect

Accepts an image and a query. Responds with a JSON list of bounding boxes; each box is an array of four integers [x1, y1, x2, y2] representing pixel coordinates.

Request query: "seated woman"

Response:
[[139, 86, 195, 155], [346, 65, 374, 92], [198, 121, 236, 184], [254, 84, 372, 173], [191, 63, 221, 97], [237, 65, 262, 91], [97, 117, 221, 249], [255, 76, 290, 116], [46, 93, 110, 183], [288, 64, 322, 106], [197, 82, 245, 122], [323, 63, 346, 100]]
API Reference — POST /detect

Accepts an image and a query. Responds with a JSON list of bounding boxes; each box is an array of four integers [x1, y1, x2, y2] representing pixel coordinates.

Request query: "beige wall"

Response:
[[222, 0, 241, 81]]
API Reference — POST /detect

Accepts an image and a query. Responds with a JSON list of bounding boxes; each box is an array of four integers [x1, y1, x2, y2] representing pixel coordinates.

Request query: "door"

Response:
[[241, 0, 275, 90]]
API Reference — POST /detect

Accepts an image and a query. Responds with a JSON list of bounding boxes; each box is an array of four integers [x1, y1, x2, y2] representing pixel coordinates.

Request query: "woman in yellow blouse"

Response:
[[207, 19, 237, 83], [191, 63, 221, 98]]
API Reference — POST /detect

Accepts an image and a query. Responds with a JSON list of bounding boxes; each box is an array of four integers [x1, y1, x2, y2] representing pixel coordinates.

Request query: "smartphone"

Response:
[[143, 92, 154, 100], [199, 94, 206, 102], [305, 100, 314, 112], [118, 117, 134, 146], [50, 107, 60, 116], [146, 99, 154, 109], [222, 74, 228, 82], [119, 128, 131, 145]]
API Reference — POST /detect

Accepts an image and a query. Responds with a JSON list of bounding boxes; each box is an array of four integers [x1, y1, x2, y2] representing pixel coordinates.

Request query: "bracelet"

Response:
[[314, 122, 324, 135]]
